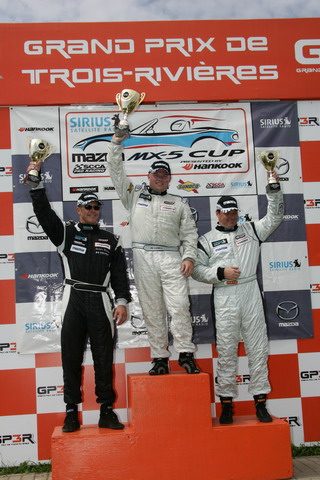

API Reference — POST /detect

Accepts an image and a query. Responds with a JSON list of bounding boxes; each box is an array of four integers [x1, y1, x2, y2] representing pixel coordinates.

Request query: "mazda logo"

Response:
[[276, 158, 290, 175], [276, 301, 299, 320], [26, 215, 44, 234]]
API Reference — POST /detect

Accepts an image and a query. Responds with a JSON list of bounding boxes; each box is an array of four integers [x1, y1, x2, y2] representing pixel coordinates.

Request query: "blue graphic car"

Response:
[[73, 115, 239, 150]]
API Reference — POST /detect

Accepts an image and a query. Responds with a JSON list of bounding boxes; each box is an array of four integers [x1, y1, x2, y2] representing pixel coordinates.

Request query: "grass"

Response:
[[0, 461, 51, 476], [0, 445, 320, 475], [292, 443, 320, 457]]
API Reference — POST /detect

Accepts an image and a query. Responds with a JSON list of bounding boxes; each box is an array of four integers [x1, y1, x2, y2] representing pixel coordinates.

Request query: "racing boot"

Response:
[[149, 358, 169, 375], [62, 404, 80, 433], [219, 397, 233, 425], [254, 394, 273, 423], [178, 352, 200, 374], [99, 404, 125, 430]]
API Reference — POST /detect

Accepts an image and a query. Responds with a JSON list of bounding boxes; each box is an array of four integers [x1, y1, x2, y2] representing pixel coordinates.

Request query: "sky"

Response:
[[0, 0, 319, 23]]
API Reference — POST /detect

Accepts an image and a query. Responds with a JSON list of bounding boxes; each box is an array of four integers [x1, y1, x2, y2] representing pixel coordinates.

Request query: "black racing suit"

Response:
[[30, 188, 131, 405]]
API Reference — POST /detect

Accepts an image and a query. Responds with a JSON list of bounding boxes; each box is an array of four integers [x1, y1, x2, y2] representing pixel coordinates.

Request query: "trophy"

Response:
[[25, 138, 55, 186], [114, 89, 145, 136], [258, 150, 280, 184]]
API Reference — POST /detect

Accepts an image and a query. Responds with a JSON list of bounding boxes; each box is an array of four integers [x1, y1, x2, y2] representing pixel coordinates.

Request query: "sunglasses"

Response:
[[84, 205, 100, 211]]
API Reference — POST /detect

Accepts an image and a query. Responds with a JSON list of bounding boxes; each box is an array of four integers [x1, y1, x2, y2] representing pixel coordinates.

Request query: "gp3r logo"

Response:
[[279, 416, 301, 427], [295, 40, 320, 64], [0, 434, 35, 445], [300, 370, 320, 381], [37, 385, 64, 396]]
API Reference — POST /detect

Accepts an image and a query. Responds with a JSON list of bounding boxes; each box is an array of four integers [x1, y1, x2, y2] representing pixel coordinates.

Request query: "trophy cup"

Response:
[[258, 150, 280, 184], [25, 138, 55, 186], [114, 89, 145, 136]]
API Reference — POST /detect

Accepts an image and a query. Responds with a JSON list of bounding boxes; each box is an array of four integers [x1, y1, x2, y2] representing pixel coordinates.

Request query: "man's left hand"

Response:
[[113, 306, 127, 325], [180, 259, 194, 277]]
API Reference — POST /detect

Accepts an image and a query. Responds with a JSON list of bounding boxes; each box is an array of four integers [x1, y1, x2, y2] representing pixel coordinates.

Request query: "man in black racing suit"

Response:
[[26, 162, 131, 433]]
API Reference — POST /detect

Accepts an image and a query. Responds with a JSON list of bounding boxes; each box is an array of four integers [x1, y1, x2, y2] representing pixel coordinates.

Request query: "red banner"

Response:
[[0, 18, 320, 105]]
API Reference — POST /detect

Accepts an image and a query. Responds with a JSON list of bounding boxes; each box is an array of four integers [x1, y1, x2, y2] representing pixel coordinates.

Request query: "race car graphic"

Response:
[[73, 115, 239, 150]]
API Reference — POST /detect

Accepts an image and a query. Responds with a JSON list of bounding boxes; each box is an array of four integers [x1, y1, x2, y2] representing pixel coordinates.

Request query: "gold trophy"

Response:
[[114, 89, 145, 136], [258, 150, 280, 184], [25, 138, 55, 186]]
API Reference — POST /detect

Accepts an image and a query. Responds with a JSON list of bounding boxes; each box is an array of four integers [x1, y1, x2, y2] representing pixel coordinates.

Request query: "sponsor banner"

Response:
[[298, 352, 320, 397], [15, 252, 63, 304], [309, 266, 320, 310], [303, 182, 320, 224], [0, 236, 15, 280], [268, 398, 304, 447], [0, 149, 12, 193], [298, 101, 320, 142], [0, 325, 35, 370], [189, 294, 215, 345], [261, 241, 311, 292], [10, 101, 314, 352], [0, 414, 38, 465], [1, 19, 320, 105], [264, 290, 313, 340], [259, 193, 307, 243], [36, 366, 65, 414], [13, 202, 63, 254], [60, 104, 254, 200], [255, 147, 303, 196], [15, 302, 61, 354]]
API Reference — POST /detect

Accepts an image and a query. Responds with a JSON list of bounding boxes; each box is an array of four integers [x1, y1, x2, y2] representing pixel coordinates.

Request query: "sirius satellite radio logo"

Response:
[[269, 259, 301, 272]]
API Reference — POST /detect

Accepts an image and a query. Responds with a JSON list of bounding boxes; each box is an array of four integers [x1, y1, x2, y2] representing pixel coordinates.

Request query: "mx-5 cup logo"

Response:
[[295, 39, 320, 65]]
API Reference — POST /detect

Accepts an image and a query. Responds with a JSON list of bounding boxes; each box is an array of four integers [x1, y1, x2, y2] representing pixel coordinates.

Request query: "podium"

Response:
[[51, 373, 293, 480]]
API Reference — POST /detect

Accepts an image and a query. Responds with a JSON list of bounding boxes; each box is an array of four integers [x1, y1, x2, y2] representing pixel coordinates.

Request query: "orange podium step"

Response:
[[51, 373, 293, 480]]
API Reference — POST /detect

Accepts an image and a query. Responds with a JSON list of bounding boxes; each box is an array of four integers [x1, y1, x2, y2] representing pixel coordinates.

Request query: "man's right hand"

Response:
[[26, 161, 41, 174], [224, 266, 241, 280], [112, 133, 128, 144]]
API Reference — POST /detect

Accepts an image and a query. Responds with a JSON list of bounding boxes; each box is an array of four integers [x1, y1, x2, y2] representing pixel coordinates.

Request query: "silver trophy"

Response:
[[258, 150, 280, 184], [114, 89, 145, 136], [25, 138, 55, 186]]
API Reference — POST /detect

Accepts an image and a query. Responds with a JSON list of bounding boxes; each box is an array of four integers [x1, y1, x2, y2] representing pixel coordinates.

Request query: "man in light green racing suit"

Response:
[[192, 174, 283, 424], [107, 135, 200, 375]]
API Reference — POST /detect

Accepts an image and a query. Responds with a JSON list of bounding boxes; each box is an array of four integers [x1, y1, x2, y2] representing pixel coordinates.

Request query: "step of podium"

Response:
[[51, 373, 293, 480]]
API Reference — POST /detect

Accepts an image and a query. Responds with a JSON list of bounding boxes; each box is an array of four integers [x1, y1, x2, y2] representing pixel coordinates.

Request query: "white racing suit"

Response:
[[193, 185, 283, 397], [107, 142, 198, 358]]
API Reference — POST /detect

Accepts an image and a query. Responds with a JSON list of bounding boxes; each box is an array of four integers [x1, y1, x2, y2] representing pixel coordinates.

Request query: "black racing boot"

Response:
[[62, 404, 80, 433], [219, 397, 233, 425], [98, 404, 125, 430], [178, 352, 200, 374], [149, 358, 169, 375], [254, 394, 273, 423]]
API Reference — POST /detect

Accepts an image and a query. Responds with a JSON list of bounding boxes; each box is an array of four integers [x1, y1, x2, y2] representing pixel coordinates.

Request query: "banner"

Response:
[[1, 18, 320, 105], [10, 101, 313, 353]]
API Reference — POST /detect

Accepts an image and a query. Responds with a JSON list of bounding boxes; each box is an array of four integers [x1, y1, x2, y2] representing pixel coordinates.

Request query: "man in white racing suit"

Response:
[[107, 134, 200, 375], [192, 173, 283, 424]]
